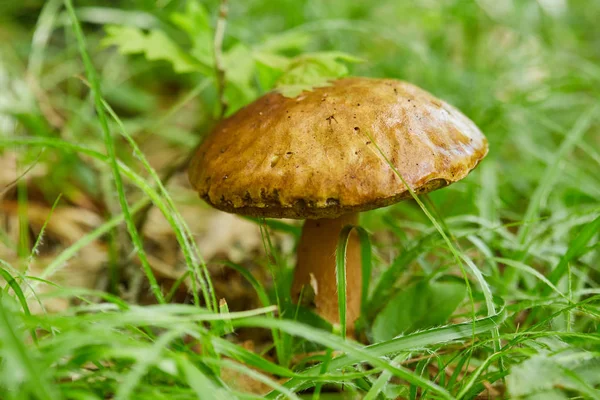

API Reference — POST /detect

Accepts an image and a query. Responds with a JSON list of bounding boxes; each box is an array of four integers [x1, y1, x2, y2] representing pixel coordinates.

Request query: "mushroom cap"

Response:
[[189, 77, 488, 219]]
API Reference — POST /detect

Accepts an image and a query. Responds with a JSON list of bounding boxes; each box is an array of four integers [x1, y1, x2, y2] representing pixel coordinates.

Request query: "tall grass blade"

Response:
[[64, 0, 164, 303]]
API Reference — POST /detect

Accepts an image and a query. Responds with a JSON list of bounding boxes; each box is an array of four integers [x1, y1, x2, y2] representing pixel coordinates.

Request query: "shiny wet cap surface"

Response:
[[189, 77, 488, 219]]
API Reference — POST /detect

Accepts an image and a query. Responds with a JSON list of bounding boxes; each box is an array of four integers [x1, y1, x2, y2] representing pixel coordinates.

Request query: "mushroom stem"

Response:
[[292, 213, 362, 331]]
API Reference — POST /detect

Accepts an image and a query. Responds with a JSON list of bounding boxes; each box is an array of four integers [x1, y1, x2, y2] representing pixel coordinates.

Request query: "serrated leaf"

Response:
[[169, 0, 214, 66], [169, 0, 211, 38], [276, 80, 334, 98], [372, 280, 466, 342], [102, 25, 209, 74], [275, 51, 362, 97], [254, 52, 288, 90]]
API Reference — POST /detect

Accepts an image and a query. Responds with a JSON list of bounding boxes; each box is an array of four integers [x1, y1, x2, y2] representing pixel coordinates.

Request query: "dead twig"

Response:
[[133, 151, 195, 233], [0, 151, 44, 198]]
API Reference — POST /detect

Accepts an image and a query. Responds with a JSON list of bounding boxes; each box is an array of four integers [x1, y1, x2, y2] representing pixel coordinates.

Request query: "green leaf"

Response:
[[254, 52, 288, 91], [275, 51, 362, 97], [169, 0, 214, 66], [0, 296, 58, 400], [507, 350, 600, 399], [254, 52, 291, 70], [372, 280, 466, 342], [102, 25, 209, 74], [223, 44, 258, 114], [257, 30, 311, 53]]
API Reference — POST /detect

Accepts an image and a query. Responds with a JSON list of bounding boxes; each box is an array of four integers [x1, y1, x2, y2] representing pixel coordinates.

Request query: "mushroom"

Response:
[[188, 77, 488, 332]]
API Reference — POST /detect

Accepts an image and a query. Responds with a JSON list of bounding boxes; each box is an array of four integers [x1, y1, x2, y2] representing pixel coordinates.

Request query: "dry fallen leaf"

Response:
[[0, 199, 106, 313]]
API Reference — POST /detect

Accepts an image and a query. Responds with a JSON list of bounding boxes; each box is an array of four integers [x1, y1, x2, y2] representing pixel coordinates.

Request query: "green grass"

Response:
[[1, 0, 599, 399]]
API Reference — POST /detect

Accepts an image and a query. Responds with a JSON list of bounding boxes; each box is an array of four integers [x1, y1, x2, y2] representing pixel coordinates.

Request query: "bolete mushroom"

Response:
[[188, 77, 488, 331]]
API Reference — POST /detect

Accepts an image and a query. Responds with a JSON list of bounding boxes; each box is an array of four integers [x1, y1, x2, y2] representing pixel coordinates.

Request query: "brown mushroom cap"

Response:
[[189, 77, 488, 219]]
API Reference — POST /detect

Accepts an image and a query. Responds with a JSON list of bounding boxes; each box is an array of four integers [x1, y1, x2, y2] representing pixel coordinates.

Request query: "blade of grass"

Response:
[[368, 233, 438, 318], [516, 106, 598, 252], [336, 225, 372, 337], [178, 356, 231, 399], [493, 257, 570, 301], [213, 336, 381, 381], [311, 348, 333, 400], [455, 351, 505, 399], [363, 353, 407, 400], [0, 261, 48, 317], [17, 170, 29, 260], [258, 219, 290, 367], [545, 213, 600, 292], [336, 226, 351, 338], [0, 137, 209, 304], [364, 129, 500, 365], [204, 358, 302, 400], [358, 227, 372, 320], [165, 270, 191, 303], [0, 264, 38, 344], [31, 286, 130, 310], [245, 217, 302, 237], [115, 329, 183, 400], [218, 261, 271, 308], [0, 296, 58, 400], [27, 0, 62, 77], [233, 318, 453, 399], [36, 198, 149, 284], [266, 299, 506, 396], [27, 194, 62, 273], [102, 98, 215, 311], [64, 0, 164, 303]]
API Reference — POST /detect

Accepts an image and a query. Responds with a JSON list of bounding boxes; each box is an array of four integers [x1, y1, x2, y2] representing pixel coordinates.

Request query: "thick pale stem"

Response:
[[292, 213, 362, 330]]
